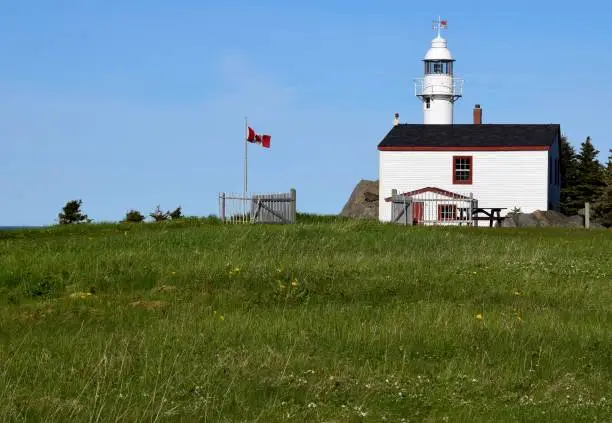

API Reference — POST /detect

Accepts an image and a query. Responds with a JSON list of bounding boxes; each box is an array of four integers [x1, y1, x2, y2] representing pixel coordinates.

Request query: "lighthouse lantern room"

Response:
[[414, 17, 463, 124]]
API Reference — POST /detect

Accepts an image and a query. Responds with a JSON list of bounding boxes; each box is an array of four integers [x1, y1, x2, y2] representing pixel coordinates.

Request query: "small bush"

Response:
[[169, 206, 183, 220], [124, 210, 145, 223], [150, 205, 170, 222]]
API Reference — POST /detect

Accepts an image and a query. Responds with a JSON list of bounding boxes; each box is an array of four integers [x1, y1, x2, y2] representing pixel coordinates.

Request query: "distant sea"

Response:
[[0, 226, 41, 231]]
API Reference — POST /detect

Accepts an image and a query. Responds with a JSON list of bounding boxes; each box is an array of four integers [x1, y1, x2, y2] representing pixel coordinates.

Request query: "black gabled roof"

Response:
[[378, 124, 560, 148]]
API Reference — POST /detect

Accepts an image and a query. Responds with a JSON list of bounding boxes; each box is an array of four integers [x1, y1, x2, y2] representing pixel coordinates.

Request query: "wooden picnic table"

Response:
[[472, 207, 507, 227], [457, 207, 507, 227]]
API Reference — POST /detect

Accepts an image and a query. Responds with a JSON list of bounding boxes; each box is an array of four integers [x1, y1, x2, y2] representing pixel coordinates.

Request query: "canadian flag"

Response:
[[246, 126, 271, 148]]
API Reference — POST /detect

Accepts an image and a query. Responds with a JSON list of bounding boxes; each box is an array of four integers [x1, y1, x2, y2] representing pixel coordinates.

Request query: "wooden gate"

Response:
[[219, 189, 296, 224], [391, 194, 413, 225]]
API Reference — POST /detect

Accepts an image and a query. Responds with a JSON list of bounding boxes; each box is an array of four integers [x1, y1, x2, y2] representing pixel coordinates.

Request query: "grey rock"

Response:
[[531, 210, 551, 227], [533, 210, 574, 227], [515, 213, 540, 227], [501, 217, 516, 227], [577, 208, 585, 216], [340, 180, 379, 219], [363, 191, 379, 202], [566, 215, 584, 228]]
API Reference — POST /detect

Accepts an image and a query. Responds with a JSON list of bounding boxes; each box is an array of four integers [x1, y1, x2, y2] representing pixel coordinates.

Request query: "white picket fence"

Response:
[[390, 189, 476, 226], [218, 189, 296, 224]]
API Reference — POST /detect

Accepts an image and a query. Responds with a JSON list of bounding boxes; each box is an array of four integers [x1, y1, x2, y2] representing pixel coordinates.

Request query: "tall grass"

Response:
[[0, 220, 610, 422]]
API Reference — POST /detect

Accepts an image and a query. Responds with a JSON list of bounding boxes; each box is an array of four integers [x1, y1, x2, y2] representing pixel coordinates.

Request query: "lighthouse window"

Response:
[[425, 61, 453, 75]]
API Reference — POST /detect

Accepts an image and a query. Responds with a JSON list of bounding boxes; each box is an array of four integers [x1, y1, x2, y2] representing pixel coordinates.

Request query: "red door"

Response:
[[413, 202, 424, 225]]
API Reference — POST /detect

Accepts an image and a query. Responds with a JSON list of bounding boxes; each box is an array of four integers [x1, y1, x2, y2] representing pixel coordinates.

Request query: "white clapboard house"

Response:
[[378, 19, 561, 225]]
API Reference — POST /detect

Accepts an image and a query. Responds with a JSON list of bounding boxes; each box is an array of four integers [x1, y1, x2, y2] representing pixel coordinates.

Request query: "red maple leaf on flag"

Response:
[[247, 127, 271, 148]]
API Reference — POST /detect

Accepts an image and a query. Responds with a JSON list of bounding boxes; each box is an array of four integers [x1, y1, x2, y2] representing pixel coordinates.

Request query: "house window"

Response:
[[453, 156, 472, 184], [438, 204, 457, 222]]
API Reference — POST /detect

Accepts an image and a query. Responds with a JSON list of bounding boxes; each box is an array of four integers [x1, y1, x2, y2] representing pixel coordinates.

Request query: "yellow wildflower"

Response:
[[291, 279, 298, 287], [69, 292, 93, 299], [475, 313, 483, 320]]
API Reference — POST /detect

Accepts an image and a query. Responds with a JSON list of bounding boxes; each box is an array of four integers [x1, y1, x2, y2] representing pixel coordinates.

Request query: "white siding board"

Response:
[[379, 150, 549, 222]]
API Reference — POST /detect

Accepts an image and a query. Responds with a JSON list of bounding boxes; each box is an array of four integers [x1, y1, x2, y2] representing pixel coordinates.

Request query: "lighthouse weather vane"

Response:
[[432, 16, 448, 37]]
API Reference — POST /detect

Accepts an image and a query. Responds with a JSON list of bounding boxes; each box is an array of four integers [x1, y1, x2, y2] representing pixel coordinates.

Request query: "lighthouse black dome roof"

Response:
[[377, 124, 560, 149]]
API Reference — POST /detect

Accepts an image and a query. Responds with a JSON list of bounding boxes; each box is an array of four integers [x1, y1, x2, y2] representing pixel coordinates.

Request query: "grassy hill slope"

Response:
[[0, 220, 610, 422]]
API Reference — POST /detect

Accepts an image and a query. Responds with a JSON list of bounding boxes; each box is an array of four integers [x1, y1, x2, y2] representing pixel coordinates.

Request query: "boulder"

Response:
[[340, 180, 379, 219], [533, 210, 575, 227], [566, 215, 584, 228], [514, 213, 540, 227], [501, 217, 516, 227], [531, 210, 551, 227]]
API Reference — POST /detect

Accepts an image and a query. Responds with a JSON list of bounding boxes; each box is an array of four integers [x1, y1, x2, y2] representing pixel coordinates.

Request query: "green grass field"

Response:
[[0, 219, 610, 422]]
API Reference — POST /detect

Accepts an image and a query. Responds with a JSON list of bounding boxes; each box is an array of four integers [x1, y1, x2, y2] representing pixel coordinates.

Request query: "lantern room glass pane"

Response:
[[425, 60, 453, 75]]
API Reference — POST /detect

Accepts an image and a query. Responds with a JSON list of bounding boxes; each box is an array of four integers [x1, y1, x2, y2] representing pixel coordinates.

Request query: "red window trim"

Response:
[[453, 155, 473, 185], [437, 204, 457, 222]]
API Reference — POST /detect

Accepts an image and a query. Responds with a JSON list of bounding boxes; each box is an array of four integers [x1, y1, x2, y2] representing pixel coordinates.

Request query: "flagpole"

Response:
[[244, 116, 248, 194]]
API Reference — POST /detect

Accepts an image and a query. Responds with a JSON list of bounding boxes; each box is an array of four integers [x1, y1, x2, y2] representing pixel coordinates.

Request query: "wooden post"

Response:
[[585, 202, 590, 229], [468, 193, 473, 227], [406, 198, 413, 226], [220, 193, 226, 222], [290, 189, 297, 223]]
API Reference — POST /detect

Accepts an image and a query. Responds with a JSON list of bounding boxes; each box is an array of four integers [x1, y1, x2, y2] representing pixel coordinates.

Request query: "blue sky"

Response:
[[0, 0, 610, 225]]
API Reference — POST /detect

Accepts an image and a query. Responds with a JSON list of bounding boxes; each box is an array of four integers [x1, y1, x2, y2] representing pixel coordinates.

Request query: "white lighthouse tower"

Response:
[[414, 18, 463, 124]]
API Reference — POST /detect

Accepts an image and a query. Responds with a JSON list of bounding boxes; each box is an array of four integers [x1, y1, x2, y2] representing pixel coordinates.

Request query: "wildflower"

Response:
[[475, 313, 483, 320], [514, 290, 523, 296], [291, 279, 298, 287], [69, 292, 93, 299], [278, 282, 286, 290], [307, 402, 317, 408]]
